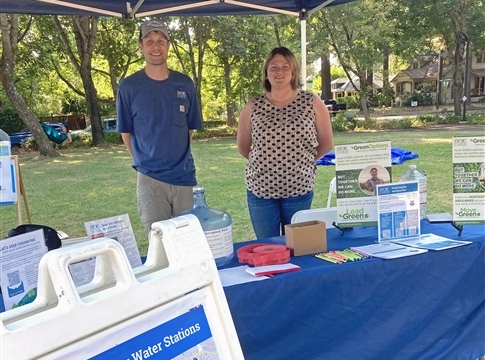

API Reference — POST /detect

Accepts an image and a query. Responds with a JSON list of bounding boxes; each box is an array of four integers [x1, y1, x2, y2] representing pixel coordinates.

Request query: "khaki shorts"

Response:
[[137, 172, 194, 234]]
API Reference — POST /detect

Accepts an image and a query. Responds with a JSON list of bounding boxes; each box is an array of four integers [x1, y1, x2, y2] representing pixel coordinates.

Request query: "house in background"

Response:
[[390, 51, 485, 106], [330, 77, 382, 99], [471, 51, 485, 97]]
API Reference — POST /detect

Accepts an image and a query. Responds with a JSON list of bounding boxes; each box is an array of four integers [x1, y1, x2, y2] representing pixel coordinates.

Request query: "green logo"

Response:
[[339, 208, 370, 220], [455, 208, 481, 218]]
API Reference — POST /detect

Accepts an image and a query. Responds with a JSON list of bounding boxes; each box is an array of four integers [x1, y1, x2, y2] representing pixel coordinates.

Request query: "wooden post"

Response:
[[11, 155, 32, 225]]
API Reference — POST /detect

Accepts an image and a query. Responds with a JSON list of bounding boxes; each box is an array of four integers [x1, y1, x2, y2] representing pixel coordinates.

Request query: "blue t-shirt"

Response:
[[116, 70, 203, 186]]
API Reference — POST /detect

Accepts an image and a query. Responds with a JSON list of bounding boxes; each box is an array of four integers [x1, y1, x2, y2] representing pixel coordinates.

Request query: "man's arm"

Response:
[[121, 133, 133, 157]]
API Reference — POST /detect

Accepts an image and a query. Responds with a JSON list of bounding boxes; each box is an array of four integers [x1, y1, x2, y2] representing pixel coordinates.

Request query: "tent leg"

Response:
[[301, 18, 307, 90]]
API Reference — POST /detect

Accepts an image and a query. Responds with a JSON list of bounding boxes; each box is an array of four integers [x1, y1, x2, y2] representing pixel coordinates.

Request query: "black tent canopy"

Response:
[[0, 0, 357, 85], [0, 0, 356, 18]]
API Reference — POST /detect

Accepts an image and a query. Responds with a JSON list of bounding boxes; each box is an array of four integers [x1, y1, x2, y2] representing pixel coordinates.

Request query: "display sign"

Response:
[[0, 142, 14, 204], [376, 181, 420, 242], [335, 141, 392, 227], [68, 214, 142, 286], [0, 229, 47, 311], [452, 136, 485, 225]]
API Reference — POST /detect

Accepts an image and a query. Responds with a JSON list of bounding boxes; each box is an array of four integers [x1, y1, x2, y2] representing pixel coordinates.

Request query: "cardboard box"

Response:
[[284, 220, 327, 256]]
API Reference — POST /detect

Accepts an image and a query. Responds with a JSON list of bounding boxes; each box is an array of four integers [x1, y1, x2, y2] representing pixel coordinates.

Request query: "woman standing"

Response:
[[237, 47, 334, 239]]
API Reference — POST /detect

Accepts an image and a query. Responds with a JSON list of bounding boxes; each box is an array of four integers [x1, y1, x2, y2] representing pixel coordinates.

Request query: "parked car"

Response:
[[324, 99, 347, 115], [71, 118, 117, 136], [9, 122, 64, 148]]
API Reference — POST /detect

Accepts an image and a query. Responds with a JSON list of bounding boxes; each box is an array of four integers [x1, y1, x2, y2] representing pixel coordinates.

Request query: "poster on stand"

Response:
[[335, 141, 392, 228], [0, 229, 47, 311], [452, 136, 485, 225], [0, 141, 14, 204], [67, 214, 142, 286], [376, 181, 420, 242]]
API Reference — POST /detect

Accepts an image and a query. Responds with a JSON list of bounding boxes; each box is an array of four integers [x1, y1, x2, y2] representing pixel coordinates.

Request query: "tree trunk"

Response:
[[382, 47, 389, 88], [453, 40, 465, 116], [71, 16, 105, 146], [320, 53, 332, 100], [223, 61, 237, 127], [0, 14, 58, 157]]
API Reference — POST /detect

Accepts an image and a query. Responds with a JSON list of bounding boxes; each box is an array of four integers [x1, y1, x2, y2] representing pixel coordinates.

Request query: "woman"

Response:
[[237, 47, 334, 239], [60, 123, 72, 145]]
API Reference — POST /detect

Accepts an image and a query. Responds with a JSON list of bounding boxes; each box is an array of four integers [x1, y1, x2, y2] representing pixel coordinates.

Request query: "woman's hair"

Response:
[[262, 47, 302, 92]]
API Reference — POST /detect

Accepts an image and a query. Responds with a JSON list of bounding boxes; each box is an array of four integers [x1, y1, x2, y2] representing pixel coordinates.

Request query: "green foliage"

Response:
[[331, 112, 357, 132], [61, 96, 87, 115], [372, 84, 395, 108], [192, 121, 238, 140], [0, 108, 24, 133], [402, 81, 436, 107], [339, 95, 360, 110]]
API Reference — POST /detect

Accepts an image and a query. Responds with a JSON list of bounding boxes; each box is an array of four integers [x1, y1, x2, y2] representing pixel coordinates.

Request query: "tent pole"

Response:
[[301, 18, 307, 90]]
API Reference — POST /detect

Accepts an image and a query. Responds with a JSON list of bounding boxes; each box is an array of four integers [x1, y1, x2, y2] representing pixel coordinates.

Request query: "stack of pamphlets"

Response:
[[351, 233, 471, 260]]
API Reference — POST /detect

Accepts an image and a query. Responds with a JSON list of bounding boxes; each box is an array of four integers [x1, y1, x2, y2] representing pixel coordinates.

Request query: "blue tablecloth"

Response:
[[222, 221, 485, 360]]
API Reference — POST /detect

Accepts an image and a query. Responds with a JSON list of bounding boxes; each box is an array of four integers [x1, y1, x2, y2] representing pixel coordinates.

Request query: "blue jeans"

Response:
[[247, 190, 314, 239]]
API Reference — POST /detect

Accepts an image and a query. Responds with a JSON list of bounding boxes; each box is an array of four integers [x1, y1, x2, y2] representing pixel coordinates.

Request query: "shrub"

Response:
[[331, 112, 357, 132], [0, 108, 24, 134]]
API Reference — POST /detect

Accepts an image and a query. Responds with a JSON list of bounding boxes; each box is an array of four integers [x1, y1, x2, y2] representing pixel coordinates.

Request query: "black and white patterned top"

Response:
[[245, 90, 317, 199]]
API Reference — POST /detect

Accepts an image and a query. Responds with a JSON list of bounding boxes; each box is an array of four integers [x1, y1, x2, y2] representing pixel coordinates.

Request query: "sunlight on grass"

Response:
[[422, 138, 453, 144]]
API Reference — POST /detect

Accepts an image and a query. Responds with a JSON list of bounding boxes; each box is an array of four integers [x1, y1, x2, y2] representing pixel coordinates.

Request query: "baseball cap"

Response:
[[140, 19, 170, 41]]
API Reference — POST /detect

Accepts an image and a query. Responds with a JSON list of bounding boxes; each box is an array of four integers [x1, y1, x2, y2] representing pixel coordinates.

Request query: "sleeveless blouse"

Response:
[[245, 90, 317, 199]]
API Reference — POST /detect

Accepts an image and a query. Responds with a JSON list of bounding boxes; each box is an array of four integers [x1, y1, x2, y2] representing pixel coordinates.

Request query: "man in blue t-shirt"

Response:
[[117, 19, 203, 234]]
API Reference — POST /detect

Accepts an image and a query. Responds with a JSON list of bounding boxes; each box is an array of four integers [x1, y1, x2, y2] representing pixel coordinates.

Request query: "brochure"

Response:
[[67, 214, 142, 287], [376, 181, 420, 242], [392, 233, 472, 251], [0, 229, 47, 310], [334, 141, 392, 228], [350, 242, 427, 259]]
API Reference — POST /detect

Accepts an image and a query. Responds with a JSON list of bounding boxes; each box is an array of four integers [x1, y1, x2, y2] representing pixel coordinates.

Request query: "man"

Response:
[[116, 19, 203, 234], [364, 167, 384, 194]]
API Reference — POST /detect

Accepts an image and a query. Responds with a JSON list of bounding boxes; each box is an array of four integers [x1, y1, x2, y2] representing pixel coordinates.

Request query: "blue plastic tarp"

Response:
[[317, 147, 419, 166]]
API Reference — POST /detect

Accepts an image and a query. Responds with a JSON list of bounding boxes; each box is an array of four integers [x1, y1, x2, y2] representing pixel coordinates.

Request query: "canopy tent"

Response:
[[0, 0, 357, 86]]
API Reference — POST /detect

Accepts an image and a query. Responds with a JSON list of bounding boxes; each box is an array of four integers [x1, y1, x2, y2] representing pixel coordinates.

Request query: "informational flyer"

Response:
[[452, 136, 485, 225], [68, 214, 142, 287], [376, 181, 420, 242], [393, 233, 471, 251], [335, 141, 392, 227], [0, 229, 47, 310], [0, 141, 14, 204]]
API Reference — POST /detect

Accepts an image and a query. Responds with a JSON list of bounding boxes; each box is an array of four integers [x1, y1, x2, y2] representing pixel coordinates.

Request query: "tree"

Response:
[[0, 14, 59, 156], [206, 16, 270, 126], [52, 15, 106, 146], [312, 0, 397, 118]]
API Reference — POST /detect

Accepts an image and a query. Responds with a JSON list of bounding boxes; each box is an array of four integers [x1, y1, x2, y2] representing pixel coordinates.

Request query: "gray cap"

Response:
[[140, 19, 170, 41]]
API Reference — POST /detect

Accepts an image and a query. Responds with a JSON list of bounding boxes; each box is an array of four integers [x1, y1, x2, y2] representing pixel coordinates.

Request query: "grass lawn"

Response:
[[1, 124, 483, 255]]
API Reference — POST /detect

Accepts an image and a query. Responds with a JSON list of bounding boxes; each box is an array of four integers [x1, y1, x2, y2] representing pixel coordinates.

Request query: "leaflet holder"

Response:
[[1, 214, 244, 360]]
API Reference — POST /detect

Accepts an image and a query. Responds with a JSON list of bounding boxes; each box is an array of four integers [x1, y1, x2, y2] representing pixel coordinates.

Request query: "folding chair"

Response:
[[326, 176, 337, 208], [291, 207, 337, 229]]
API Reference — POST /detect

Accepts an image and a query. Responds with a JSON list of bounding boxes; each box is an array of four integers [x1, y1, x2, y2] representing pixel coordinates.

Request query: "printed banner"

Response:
[[452, 136, 485, 225], [335, 141, 392, 227]]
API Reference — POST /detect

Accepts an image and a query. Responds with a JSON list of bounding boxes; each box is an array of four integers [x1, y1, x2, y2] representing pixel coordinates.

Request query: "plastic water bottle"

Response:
[[400, 165, 427, 219], [178, 186, 234, 267]]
